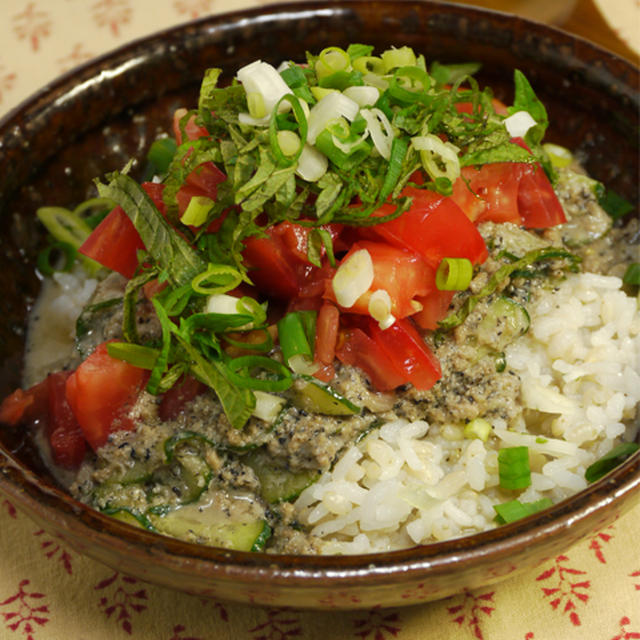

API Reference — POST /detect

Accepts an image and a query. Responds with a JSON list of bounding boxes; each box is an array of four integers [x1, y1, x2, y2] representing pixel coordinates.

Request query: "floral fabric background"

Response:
[[1, 1, 639, 639]]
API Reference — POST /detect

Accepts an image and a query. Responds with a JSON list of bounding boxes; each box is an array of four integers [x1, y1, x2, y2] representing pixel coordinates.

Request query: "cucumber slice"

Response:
[[477, 296, 530, 350], [291, 374, 362, 416], [147, 501, 270, 551], [243, 449, 319, 503]]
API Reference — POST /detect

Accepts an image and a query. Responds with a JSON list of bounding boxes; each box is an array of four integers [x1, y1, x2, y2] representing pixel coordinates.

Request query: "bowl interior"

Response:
[[0, 0, 638, 608]]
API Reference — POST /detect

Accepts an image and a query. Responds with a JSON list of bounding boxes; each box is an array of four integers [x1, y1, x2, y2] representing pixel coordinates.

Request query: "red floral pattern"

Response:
[[0, 580, 49, 640]]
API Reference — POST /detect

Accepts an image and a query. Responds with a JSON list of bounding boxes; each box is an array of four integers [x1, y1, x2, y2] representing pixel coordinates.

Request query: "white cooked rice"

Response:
[[293, 272, 640, 554]]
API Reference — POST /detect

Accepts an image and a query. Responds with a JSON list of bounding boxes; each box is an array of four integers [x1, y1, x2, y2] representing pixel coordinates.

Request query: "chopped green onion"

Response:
[[498, 446, 531, 490], [388, 66, 430, 104], [585, 442, 640, 483], [493, 497, 553, 524], [191, 264, 242, 296], [315, 46, 351, 80], [360, 107, 394, 160], [37, 206, 93, 249], [277, 311, 315, 368], [464, 418, 492, 442], [252, 390, 287, 423], [269, 93, 308, 167], [379, 135, 409, 201], [436, 257, 473, 291], [147, 137, 178, 174], [343, 85, 379, 107], [381, 46, 417, 71], [106, 342, 159, 369], [72, 197, 114, 229], [412, 134, 460, 182], [307, 92, 360, 145], [622, 263, 640, 286], [180, 195, 213, 227], [247, 91, 267, 119], [598, 188, 634, 220], [236, 60, 292, 120], [37, 242, 77, 276], [542, 142, 572, 168], [310, 86, 337, 101], [352, 55, 386, 75], [226, 355, 292, 392]]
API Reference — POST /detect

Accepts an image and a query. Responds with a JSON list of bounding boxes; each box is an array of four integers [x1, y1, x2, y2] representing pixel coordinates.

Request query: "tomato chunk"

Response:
[[451, 163, 525, 225], [367, 187, 488, 268], [336, 316, 441, 392], [368, 318, 442, 391], [46, 371, 86, 469], [79, 182, 166, 279], [65, 342, 149, 450], [158, 375, 207, 422], [327, 240, 433, 320], [517, 166, 566, 228], [335, 325, 406, 391]]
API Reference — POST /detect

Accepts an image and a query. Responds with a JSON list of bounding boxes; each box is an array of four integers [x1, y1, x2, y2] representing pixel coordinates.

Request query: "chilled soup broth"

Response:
[[6, 44, 640, 554]]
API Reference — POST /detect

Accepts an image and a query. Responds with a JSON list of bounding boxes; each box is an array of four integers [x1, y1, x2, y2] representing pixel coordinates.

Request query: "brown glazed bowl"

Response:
[[0, 0, 638, 610]]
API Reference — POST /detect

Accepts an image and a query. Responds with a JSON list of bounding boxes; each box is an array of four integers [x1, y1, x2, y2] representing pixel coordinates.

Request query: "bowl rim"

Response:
[[1, 0, 639, 595]]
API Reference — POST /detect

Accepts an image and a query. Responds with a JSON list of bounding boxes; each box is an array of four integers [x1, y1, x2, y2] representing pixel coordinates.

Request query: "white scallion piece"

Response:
[[252, 391, 287, 423], [236, 60, 293, 125], [360, 107, 394, 160], [296, 144, 328, 182], [332, 249, 374, 308], [307, 92, 360, 144], [503, 110, 537, 138], [368, 289, 396, 329], [411, 134, 460, 182], [343, 85, 380, 106]]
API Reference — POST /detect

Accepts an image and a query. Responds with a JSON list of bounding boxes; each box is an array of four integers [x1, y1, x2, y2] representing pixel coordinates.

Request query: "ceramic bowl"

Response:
[[0, 0, 638, 610]]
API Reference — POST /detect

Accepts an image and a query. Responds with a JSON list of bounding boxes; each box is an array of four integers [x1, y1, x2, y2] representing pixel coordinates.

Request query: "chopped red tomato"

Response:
[[412, 289, 456, 330], [79, 182, 166, 279], [176, 161, 227, 219], [314, 302, 340, 366], [335, 325, 406, 391], [517, 165, 566, 228], [0, 376, 49, 427], [46, 371, 86, 469], [158, 375, 206, 422], [65, 342, 149, 451], [336, 316, 441, 392], [327, 240, 433, 319], [368, 317, 442, 390], [451, 163, 525, 225], [242, 222, 340, 301], [366, 187, 488, 268]]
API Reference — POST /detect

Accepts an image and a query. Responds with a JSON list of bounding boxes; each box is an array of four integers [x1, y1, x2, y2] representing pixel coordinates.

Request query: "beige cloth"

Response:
[[1, 1, 639, 638]]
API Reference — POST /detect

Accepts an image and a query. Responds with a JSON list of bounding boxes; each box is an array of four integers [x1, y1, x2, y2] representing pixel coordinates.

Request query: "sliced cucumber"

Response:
[[147, 501, 270, 551], [291, 374, 362, 416], [243, 448, 319, 503], [477, 296, 530, 351]]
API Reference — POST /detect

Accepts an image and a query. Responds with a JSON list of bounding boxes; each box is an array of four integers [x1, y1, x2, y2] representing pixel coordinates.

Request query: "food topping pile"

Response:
[[1, 44, 638, 554]]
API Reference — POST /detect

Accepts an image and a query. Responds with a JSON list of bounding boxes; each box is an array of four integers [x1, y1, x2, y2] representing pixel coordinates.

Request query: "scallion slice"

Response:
[[436, 257, 473, 291], [498, 446, 531, 490], [622, 263, 640, 286], [277, 311, 315, 368], [180, 195, 213, 227], [191, 263, 242, 296], [106, 342, 159, 369], [585, 442, 640, 483], [226, 355, 292, 392], [37, 242, 77, 276], [493, 497, 553, 524]]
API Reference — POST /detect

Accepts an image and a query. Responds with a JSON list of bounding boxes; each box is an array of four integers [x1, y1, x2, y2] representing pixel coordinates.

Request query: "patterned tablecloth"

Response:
[[1, 2, 639, 639]]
